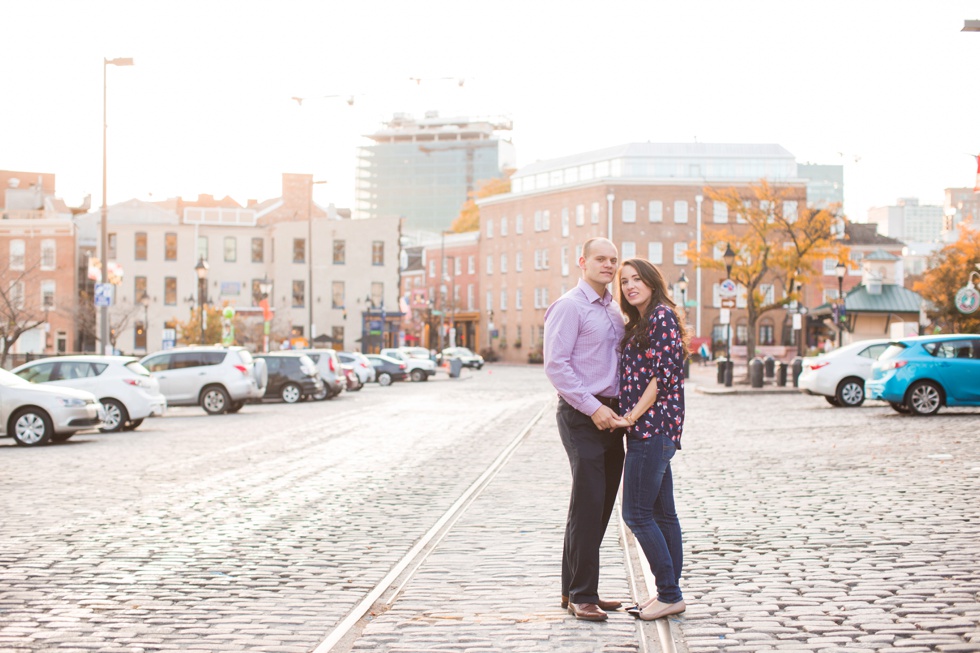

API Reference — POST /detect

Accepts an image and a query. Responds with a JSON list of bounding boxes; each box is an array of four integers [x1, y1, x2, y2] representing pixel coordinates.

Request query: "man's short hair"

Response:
[[582, 237, 612, 259]]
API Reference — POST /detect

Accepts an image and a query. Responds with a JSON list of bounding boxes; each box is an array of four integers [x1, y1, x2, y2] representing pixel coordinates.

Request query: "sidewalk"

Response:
[[688, 361, 801, 395]]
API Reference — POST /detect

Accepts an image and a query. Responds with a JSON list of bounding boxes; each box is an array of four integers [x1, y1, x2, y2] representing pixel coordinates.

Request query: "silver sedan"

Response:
[[0, 368, 104, 446]]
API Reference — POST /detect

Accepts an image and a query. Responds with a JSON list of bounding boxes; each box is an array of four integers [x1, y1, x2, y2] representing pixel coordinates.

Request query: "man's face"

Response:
[[579, 240, 619, 288]]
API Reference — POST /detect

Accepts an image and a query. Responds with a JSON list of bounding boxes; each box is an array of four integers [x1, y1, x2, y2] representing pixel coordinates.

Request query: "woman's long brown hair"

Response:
[[618, 258, 691, 357]]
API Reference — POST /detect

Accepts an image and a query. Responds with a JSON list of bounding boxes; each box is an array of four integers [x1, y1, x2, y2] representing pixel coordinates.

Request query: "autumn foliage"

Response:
[[914, 222, 980, 334]]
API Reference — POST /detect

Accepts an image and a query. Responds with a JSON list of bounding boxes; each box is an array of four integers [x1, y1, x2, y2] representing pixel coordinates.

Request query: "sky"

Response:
[[2, 1, 978, 223]]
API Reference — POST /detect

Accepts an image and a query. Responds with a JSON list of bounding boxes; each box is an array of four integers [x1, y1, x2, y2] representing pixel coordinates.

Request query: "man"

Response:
[[544, 237, 629, 622]]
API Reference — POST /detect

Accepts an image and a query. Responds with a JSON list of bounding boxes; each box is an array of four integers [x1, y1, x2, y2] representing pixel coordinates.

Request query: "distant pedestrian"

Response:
[[544, 237, 630, 622], [617, 258, 689, 621]]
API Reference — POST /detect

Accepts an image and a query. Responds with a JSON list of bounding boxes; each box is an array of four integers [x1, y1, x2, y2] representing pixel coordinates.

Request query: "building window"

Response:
[[576, 204, 585, 226], [516, 214, 524, 234], [674, 243, 688, 265], [467, 284, 474, 310], [500, 253, 508, 274], [134, 321, 147, 350], [622, 241, 636, 260], [500, 289, 507, 311], [108, 233, 117, 259], [515, 288, 523, 310], [561, 208, 570, 236], [252, 238, 264, 263], [197, 236, 208, 261], [591, 202, 600, 224], [561, 246, 569, 277], [534, 210, 542, 232], [486, 290, 493, 312], [224, 236, 237, 262], [429, 259, 436, 278], [713, 201, 728, 223], [332, 281, 344, 309], [40, 240, 56, 270], [487, 218, 494, 238], [622, 200, 637, 223], [501, 216, 508, 236], [783, 200, 798, 223], [164, 277, 177, 305], [9, 281, 24, 309], [735, 322, 748, 346], [674, 200, 689, 224], [292, 280, 305, 307], [135, 276, 147, 303], [649, 201, 663, 223], [738, 200, 750, 224], [9, 240, 25, 270], [648, 242, 663, 264], [759, 321, 775, 346], [486, 255, 493, 275], [454, 257, 461, 276], [41, 280, 55, 310], [293, 239, 306, 264], [543, 210, 550, 231], [468, 255, 475, 274], [135, 233, 147, 261], [165, 233, 177, 261], [333, 239, 346, 264], [371, 282, 383, 308], [372, 241, 384, 266], [515, 251, 523, 272]]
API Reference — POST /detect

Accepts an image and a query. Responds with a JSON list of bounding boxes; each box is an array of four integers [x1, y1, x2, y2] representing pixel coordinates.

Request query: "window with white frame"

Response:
[[823, 289, 840, 303], [575, 204, 585, 226], [760, 200, 773, 223], [542, 287, 549, 306], [515, 251, 523, 272], [823, 258, 839, 275], [467, 284, 474, 310], [541, 248, 549, 269], [575, 244, 583, 261], [486, 255, 493, 274], [454, 257, 461, 276], [486, 290, 493, 312], [501, 216, 508, 236], [713, 201, 728, 223], [714, 243, 726, 260], [783, 200, 798, 223], [40, 240, 56, 270], [534, 288, 541, 309], [621, 241, 636, 260], [591, 202, 600, 224], [500, 253, 507, 274], [534, 250, 541, 270], [648, 241, 663, 264], [487, 218, 494, 238], [468, 255, 475, 274], [515, 288, 523, 310], [429, 259, 436, 278], [649, 200, 663, 223], [712, 283, 721, 307], [516, 214, 524, 234], [737, 283, 748, 308], [673, 242, 688, 264], [561, 246, 569, 277], [41, 280, 55, 310], [10, 240, 25, 270], [739, 200, 750, 224], [622, 200, 637, 223], [759, 284, 775, 306], [534, 210, 542, 231], [674, 200, 689, 224], [542, 210, 550, 231], [9, 281, 25, 309], [500, 289, 508, 311], [561, 208, 569, 237]]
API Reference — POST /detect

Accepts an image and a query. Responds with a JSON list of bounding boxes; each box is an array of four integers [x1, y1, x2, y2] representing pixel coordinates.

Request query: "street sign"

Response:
[[721, 297, 736, 309], [719, 279, 737, 298], [94, 283, 113, 307], [719, 308, 731, 325]]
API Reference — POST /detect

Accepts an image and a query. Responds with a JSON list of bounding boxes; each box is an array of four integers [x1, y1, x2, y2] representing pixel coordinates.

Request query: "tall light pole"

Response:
[[100, 56, 134, 355], [195, 257, 209, 344], [446, 255, 456, 348], [694, 193, 703, 338], [835, 260, 847, 347], [306, 178, 327, 344], [139, 291, 150, 352], [677, 269, 689, 378], [723, 244, 736, 387]]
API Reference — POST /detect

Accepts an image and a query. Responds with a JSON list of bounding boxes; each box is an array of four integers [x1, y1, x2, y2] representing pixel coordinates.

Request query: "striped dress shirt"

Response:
[[544, 278, 625, 416]]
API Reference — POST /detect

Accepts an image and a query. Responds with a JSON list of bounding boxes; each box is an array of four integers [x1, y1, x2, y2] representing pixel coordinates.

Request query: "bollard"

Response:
[[749, 357, 764, 388], [776, 361, 788, 387], [791, 356, 804, 388], [716, 358, 727, 384], [724, 360, 734, 387], [683, 357, 690, 379], [764, 355, 776, 378]]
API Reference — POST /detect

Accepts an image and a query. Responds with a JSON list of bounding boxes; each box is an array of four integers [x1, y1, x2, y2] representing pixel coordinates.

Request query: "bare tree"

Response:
[[0, 266, 49, 367]]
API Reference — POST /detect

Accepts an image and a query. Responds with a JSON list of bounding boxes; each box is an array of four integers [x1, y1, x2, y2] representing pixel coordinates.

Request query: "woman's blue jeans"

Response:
[[621, 435, 683, 604]]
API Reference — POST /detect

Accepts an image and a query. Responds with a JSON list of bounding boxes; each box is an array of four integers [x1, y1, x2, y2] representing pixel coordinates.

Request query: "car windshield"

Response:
[[125, 361, 151, 376], [878, 343, 907, 362], [0, 368, 29, 387], [403, 348, 430, 359]]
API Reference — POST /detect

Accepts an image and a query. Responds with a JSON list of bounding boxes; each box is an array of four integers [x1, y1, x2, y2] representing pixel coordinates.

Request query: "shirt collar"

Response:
[[577, 277, 613, 306]]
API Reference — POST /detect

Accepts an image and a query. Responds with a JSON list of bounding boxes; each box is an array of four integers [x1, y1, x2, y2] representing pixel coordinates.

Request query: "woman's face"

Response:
[[620, 264, 652, 313]]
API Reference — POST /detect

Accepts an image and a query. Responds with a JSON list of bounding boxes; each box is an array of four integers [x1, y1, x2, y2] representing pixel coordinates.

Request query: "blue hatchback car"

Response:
[[865, 334, 980, 416]]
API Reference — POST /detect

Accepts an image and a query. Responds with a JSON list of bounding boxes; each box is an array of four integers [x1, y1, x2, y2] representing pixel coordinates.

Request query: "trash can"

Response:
[[776, 362, 788, 387], [791, 357, 804, 388], [749, 357, 764, 388], [716, 358, 728, 384], [449, 358, 463, 378], [764, 355, 776, 378]]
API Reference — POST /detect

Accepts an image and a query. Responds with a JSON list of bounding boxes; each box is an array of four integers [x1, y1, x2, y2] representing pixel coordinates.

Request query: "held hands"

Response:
[[591, 405, 631, 431]]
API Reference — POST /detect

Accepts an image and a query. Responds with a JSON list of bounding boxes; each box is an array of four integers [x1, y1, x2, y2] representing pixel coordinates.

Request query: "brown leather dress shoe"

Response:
[[561, 595, 622, 611], [567, 602, 608, 621]]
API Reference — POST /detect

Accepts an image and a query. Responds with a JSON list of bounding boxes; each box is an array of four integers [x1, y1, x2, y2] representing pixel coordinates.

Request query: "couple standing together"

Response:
[[544, 237, 688, 623]]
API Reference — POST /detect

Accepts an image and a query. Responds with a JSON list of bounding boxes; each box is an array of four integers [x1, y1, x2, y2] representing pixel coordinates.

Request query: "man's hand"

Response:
[[591, 405, 630, 431]]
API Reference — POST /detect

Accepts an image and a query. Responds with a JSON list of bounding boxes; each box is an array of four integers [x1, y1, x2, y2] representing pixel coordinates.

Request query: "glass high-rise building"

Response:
[[356, 112, 515, 232]]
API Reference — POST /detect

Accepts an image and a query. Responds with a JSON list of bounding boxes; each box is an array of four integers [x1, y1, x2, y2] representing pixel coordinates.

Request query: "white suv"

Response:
[[380, 347, 436, 382], [141, 346, 267, 414]]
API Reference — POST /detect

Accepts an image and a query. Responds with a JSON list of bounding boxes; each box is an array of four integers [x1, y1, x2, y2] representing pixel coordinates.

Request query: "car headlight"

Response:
[[59, 397, 89, 407]]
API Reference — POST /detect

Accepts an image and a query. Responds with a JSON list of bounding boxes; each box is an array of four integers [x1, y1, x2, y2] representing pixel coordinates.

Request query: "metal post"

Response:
[[837, 275, 844, 347], [695, 194, 703, 338], [606, 192, 614, 243]]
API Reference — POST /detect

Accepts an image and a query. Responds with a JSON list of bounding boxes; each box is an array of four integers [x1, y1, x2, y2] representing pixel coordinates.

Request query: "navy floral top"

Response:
[[619, 304, 685, 448]]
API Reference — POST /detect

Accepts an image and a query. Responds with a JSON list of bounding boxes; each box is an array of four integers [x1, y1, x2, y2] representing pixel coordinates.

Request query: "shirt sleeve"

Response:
[[544, 299, 601, 416], [648, 307, 679, 375]]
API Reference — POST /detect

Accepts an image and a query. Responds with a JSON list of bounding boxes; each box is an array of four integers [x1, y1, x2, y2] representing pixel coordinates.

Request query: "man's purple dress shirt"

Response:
[[544, 278, 625, 416]]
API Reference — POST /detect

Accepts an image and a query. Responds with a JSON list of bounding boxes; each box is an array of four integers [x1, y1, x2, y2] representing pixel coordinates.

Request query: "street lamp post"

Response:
[[195, 257, 209, 345], [446, 255, 456, 348], [306, 178, 328, 344], [677, 270, 689, 378], [139, 291, 150, 351], [795, 277, 805, 357], [259, 275, 273, 353], [100, 56, 134, 355], [723, 244, 736, 387], [835, 260, 847, 347]]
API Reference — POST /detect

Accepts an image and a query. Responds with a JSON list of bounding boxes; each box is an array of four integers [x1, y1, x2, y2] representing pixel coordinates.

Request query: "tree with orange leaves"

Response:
[[450, 174, 512, 233], [914, 222, 980, 334]]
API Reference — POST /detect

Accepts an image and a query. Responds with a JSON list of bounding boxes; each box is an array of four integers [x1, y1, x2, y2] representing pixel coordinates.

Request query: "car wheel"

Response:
[[99, 398, 129, 433], [11, 408, 53, 446], [888, 401, 911, 414], [378, 372, 393, 386], [349, 378, 363, 391], [124, 418, 145, 430], [907, 380, 943, 416], [835, 377, 865, 408], [312, 386, 328, 401], [226, 401, 244, 414], [410, 369, 425, 382], [825, 396, 841, 406], [201, 385, 231, 414], [281, 383, 302, 403]]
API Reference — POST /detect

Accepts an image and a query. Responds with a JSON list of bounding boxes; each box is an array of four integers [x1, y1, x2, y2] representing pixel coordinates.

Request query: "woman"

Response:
[[617, 258, 689, 621]]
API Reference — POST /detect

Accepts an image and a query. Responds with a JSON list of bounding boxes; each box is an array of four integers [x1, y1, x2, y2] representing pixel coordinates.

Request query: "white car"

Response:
[[140, 346, 267, 414], [13, 355, 167, 432], [338, 352, 376, 385], [380, 347, 436, 382], [0, 368, 104, 446], [798, 338, 891, 407]]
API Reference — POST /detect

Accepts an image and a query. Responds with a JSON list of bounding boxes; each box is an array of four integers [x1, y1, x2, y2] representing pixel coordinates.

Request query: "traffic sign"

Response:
[[721, 297, 736, 309], [94, 283, 113, 307], [719, 279, 737, 298]]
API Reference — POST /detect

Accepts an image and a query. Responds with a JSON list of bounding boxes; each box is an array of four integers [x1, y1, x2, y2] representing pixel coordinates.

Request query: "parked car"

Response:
[[140, 346, 267, 415], [338, 352, 376, 385], [363, 354, 408, 386], [12, 355, 166, 432], [0, 368, 104, 446], [341, 364, 363, 392], [253, 353, 324, 403], [297, 349, 345, 399], [380, 347, 436, 382], [866, 334, 980, 416], [441, 346, 485, 370], [798, 339, 891, 407]]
